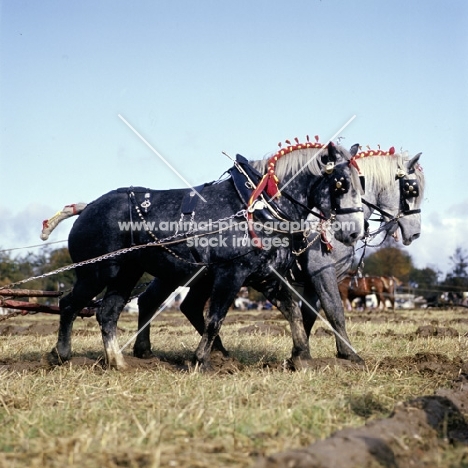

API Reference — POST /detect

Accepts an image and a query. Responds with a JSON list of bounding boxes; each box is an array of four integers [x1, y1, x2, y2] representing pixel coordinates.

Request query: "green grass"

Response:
[[0, 307, 467, 467]]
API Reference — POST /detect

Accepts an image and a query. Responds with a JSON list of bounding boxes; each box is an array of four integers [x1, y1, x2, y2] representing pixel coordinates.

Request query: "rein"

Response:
[[246, 137, 363, 249]]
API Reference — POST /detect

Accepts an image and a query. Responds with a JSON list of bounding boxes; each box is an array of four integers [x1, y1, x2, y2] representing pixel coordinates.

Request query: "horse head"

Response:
[[251, 139, 365, 247], [352, 148, 424, 246], [311, 142, 365, 246], [396, 153, 424, 245]]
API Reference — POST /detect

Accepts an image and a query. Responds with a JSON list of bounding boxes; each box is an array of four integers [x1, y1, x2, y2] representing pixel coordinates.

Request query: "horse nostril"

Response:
[[412, 233, 420, 241], [350, 231, 360, 240]]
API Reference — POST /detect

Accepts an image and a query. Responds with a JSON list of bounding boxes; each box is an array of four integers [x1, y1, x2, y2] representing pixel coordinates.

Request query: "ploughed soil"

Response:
[[1, 307, 468, 467], [256, 374, 468, 468]]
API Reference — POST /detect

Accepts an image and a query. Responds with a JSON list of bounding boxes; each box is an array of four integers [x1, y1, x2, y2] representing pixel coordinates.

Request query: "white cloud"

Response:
[[408, 208, 468, 276], [0, 203, 70, 256]]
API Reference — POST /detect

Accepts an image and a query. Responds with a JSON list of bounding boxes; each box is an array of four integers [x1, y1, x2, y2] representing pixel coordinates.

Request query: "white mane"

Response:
[[356, 152, 425, 197], [250, 146, 348, 180]]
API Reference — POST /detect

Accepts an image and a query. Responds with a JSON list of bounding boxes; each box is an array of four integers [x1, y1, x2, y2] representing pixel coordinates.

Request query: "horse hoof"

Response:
[[338, 352, 365, 366], [211, 348, 230, 358], [190, 358, 213, 373], [133, 349, 155, 359], [45, 348, 70, 367], [106, 359, 129, 371], [289, 355, 314, 371]]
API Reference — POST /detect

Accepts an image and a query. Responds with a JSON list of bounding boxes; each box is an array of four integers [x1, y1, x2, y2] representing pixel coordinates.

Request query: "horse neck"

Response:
[[277, 170, 321, 217], [360, 156, 402, 218], [363, 175, 399, 220]]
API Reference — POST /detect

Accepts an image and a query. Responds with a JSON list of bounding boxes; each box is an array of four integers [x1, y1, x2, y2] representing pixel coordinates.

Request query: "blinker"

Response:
[[402, 179, 419, 198], [333, 175, 349, 195]]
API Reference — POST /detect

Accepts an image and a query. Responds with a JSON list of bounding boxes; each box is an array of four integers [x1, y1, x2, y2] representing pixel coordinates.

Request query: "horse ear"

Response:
[[408, 152, 422, 171], [349, 143, 359, 157], [322, 142, 337, 164]]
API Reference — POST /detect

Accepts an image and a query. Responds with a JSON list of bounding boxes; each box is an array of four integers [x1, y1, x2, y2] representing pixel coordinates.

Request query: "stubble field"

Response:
[[0, 306, 467, 467]]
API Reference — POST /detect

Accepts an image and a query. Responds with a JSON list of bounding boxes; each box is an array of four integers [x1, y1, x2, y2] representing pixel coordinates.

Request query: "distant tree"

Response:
[[40, 247, 75, 292], [448, 247, 468, 278], [442, 247, 468, 295], [0, 251, 25, 286], [362, 245, 413, 282], [409, 266, 440, 299]]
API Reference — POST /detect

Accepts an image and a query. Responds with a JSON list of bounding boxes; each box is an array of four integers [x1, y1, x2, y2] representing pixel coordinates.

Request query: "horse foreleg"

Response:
[[275, 293, 312, 369], [193, 273, 243, 370], [300, 288, 320, 339], [377, 293, 386, 311], [308, 271, 364, 364], [179, 277, 229, 357]]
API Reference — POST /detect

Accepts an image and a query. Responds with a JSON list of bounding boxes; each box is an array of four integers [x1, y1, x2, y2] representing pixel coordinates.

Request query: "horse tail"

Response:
[[381, 276, 392, 290], [393, 276, 402, 287], [40, 203, 87, 240]]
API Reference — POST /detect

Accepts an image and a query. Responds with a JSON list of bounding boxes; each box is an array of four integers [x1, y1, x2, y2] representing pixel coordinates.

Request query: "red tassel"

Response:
[[265, 175, 280, 197], [285, 139, 291, 146], [314, 135, 319, 142], [389, 146, 395, 155]]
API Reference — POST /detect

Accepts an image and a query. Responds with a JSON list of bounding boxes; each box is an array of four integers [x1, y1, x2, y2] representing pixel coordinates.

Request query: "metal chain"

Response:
[[0, 210, 249, 291]]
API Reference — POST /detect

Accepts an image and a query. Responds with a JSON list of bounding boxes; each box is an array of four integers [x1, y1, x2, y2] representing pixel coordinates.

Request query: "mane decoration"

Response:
[[353, 145, 396, 160], [349, 145, 396, 178], [350, 145, 425, 197], [246, 135, 329, 250], [248, 135, 326, 208]]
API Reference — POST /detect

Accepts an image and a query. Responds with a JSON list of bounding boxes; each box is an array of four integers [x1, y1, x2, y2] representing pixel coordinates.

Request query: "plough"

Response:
[[0, 288, 95, 319]]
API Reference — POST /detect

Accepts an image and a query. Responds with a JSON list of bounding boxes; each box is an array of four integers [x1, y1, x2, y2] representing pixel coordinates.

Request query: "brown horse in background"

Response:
[[338, 275, 401, 311]]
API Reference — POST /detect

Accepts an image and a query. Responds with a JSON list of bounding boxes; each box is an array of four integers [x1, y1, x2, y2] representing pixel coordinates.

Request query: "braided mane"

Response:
[[352, 147, 425, 196], [250, 144, 327, 180]]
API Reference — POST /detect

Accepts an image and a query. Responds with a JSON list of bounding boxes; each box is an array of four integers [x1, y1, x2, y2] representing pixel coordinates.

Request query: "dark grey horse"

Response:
[[45, 142, 364, 369], [135, 148, 424, 366]]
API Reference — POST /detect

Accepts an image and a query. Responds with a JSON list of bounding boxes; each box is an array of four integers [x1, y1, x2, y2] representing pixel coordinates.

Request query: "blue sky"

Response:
[[1, 0, 467, 278]]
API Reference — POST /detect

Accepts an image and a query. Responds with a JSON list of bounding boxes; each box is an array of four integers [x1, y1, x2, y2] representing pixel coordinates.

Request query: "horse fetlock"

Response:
[[133, 346, 154, 359], [191, 355, 213, 373], [212, 337, 230, 357], [337, 351, 365, 366], [289, 354, 314, 371], [46, 346, 71, 366], [289, 348, 313, 369], [103, 336, 128, 370]]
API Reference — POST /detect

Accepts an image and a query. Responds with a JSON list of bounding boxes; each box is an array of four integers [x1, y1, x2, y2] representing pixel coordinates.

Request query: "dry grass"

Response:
[[0, 307, 468, 467]]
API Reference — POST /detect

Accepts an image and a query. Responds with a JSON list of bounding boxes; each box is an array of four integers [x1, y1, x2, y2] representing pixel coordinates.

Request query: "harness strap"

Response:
[[403, 208, 421, 215], [362, 198, 395, 219]]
